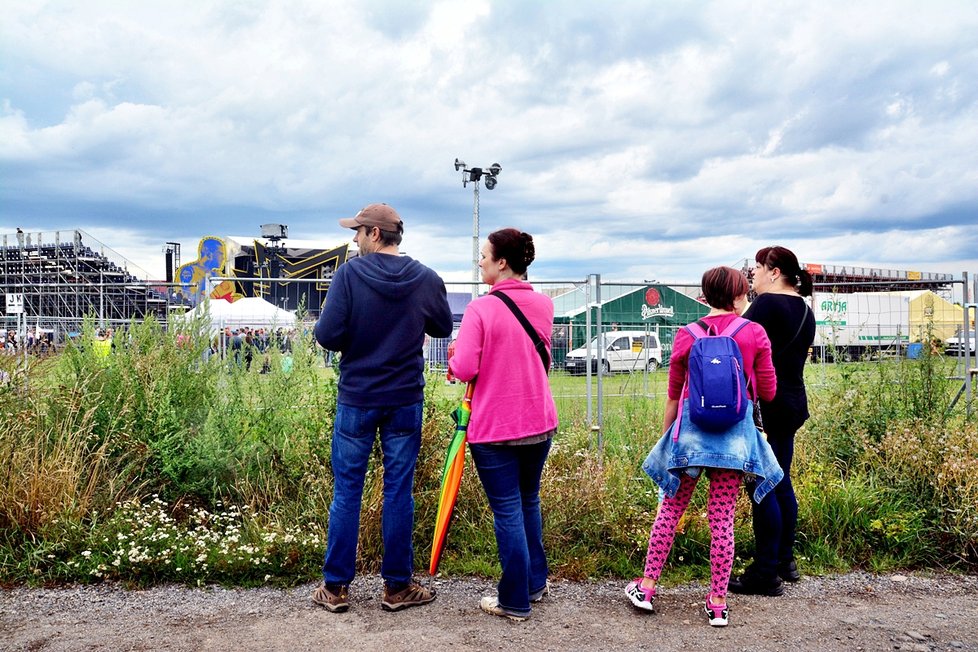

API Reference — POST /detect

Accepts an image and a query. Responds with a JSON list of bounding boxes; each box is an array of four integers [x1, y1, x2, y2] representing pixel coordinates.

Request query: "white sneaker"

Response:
[[624, 578, 656, 612], [479, 596, 528, 622]]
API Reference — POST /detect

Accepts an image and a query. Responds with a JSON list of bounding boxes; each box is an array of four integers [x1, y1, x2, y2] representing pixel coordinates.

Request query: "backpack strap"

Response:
[[689, 316, 749, 338], [774, 303, 811, 355], [723, 316, 757, 400], [679, 321, 710, 400], [684, 321, 708, 342], [719, 316, 751, 338], [493, 291, 551, 372], [673, 322, 709, 442], [675, 320, 713, 441], [672, 380, 687, 443]]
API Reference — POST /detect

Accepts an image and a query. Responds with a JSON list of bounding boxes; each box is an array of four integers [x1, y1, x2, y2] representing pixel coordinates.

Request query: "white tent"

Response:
[[178, 297, 297, 331]]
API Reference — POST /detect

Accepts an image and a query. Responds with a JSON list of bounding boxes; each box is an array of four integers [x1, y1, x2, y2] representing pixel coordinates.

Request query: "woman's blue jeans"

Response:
[[469, 438, 552, 615], [322, 401, 423, 588]]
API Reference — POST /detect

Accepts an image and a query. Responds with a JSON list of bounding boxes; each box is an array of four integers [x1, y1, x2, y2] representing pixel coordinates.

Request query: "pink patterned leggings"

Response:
[[643, 468, 741, 598]]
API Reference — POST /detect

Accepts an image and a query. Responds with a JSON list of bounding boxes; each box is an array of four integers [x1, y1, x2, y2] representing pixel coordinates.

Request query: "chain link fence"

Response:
[[3, 272, 975, 425]]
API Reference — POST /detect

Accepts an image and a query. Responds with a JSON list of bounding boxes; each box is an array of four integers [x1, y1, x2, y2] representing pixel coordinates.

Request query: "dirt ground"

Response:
[[2, 572, 977, 651]]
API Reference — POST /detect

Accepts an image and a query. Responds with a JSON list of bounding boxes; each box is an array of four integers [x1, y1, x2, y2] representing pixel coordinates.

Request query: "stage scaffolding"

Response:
[[1, 229, 174, 341], [735, 257, 955, 296]]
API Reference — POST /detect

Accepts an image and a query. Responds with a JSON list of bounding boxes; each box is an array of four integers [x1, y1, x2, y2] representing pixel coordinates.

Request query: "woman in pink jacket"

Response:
[[448, 228, 558, 622]]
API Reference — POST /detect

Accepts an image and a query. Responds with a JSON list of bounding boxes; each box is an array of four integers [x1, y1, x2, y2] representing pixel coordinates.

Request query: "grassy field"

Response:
[[0, 317, 975, 587]]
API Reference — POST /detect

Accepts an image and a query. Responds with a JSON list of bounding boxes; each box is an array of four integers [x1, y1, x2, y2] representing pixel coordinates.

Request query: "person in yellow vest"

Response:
[[93, 329, 111, 360]]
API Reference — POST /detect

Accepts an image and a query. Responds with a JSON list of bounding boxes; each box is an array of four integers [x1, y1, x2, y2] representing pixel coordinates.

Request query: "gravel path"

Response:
[[2, 572, 977, 651]]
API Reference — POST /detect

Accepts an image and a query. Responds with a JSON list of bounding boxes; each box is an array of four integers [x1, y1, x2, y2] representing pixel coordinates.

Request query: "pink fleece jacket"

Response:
[[448, 278, 558, 444]]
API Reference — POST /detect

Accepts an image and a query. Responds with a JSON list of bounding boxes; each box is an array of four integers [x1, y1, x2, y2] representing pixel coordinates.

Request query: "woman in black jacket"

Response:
[[729, 246, 816, 596]]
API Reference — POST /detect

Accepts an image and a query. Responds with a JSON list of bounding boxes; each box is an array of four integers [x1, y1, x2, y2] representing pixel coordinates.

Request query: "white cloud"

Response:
[[1, 0, 976, 284], [0, 102, 32, 160]]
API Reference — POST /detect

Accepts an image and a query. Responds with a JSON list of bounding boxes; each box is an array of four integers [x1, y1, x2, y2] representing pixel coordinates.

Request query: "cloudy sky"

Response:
[[2, 0, 976, 286]]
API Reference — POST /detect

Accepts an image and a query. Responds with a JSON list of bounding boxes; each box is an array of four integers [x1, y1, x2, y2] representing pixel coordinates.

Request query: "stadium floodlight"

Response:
[[260, 224, 288, 241], [455, 158, 502, 298]]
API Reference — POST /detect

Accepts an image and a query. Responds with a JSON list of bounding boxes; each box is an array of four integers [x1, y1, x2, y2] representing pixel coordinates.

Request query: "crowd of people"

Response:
[[214, 326, 296, 372], [5, 323, 300, 370], [308, 201, 816, 629], [3, 327, 56, 356]]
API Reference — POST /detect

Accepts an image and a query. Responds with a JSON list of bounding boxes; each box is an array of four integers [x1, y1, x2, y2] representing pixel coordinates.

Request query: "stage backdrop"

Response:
[[176, 236, 349, 315]]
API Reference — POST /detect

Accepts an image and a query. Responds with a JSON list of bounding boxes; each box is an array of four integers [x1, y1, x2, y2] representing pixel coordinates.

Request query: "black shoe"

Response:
[[778, 559, 800, 583], [728, 571, 784, 596]]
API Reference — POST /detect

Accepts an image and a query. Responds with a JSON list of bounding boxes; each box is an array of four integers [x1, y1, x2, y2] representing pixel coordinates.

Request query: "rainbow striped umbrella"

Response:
[[429, 382, 475, 575]]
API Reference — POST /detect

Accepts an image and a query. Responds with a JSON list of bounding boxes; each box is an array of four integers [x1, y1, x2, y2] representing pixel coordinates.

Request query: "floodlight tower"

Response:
[[455, 158, 501, 299], [260, 224, 288, 308]]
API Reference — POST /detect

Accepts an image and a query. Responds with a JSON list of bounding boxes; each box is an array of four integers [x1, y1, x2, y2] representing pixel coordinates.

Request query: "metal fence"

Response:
[[2, 272, 975, 427]]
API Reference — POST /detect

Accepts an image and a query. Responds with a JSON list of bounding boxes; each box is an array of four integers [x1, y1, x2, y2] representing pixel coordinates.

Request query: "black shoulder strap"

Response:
[[778, 302, 812, 354], [493, 291, 550, 372]]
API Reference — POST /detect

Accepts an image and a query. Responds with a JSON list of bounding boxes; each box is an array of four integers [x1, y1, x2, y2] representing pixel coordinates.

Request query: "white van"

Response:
[[945, 327, 976, 355], [563, 330, 663, 374]]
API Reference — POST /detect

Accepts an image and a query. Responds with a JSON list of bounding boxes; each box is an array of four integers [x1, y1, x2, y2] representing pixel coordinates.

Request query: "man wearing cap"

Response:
[[312, 203, 453, 613]]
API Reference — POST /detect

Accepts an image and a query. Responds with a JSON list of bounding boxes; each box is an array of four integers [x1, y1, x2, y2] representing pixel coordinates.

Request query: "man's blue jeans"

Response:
[[469, 438, 552, 615], [322, 401, 423, 588]]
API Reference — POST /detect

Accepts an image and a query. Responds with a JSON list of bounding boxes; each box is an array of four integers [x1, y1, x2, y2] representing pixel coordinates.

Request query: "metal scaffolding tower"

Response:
[[1, 229, 171, 341]]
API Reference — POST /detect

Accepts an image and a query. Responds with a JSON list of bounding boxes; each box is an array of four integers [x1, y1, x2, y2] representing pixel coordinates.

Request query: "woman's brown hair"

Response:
[[701, 266, 749, 311], [487, 228, 536, 275]]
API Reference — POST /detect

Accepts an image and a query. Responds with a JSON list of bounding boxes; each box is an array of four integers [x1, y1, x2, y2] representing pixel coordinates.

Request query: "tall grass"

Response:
[[0, 381, 109, 536], [797, 344, 977, 569], [0, 318, 975, 586]]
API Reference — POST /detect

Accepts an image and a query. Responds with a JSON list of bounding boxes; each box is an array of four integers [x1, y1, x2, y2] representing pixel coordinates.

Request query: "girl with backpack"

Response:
[[625, 266, 781, 627]]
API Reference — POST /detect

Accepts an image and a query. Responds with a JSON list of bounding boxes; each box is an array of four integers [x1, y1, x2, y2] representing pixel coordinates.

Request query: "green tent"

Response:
[[552, 284, 709, 360]]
